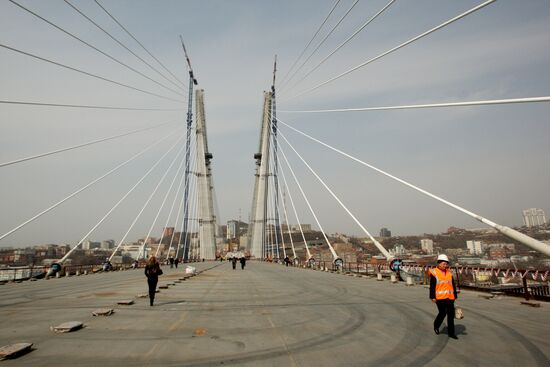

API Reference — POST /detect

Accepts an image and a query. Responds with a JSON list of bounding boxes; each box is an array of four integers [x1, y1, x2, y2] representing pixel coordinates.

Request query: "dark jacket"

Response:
[[145, 263, 162, 279], [429, 269, 458, 300]]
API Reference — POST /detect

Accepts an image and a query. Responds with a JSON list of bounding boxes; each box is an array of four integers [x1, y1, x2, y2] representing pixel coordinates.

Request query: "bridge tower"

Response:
[[195, 89, 217, 260], [248, 91, 273, 259]]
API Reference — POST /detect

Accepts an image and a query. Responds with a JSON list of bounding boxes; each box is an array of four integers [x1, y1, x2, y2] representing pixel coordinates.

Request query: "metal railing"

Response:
[[278, 259, 550, 302]]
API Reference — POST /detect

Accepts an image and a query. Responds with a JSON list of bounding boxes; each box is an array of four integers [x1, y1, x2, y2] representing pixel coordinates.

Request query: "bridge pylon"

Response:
[[195, 89, 217, 260], [248, 91, 274, 259]]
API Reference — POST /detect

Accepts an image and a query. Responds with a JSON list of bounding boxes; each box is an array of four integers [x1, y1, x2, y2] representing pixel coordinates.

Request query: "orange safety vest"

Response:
[[429, 268, 455, 300]]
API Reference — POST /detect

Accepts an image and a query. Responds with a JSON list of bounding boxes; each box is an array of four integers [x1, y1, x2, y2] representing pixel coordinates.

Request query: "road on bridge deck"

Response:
[[0, 261, 548, 366]]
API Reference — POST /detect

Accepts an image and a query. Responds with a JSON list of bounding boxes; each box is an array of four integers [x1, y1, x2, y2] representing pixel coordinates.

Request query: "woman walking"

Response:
[[429, 254, 458, 339], [144, 256, 163, 306]]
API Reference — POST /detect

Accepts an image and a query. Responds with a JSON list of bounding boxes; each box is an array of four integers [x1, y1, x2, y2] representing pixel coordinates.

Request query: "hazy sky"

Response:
[[1, 0, 549, 248]]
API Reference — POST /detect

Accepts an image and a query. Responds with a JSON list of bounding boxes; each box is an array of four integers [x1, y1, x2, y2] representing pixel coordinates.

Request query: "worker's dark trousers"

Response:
[[434, 299, 455, 335], [147, 277, 158, 306]]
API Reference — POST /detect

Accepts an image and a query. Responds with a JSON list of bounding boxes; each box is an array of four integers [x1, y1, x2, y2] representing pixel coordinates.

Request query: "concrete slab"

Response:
[[92, 308, 114, 316], [116, 300, 134, 305], [520, 301, 541, 307], [0, 343, 33, 359], [51, 321, 83, 333]]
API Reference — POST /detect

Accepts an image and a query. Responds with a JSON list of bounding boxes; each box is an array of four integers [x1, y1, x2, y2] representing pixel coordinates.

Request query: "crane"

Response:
[[180, 35, 197, 262]]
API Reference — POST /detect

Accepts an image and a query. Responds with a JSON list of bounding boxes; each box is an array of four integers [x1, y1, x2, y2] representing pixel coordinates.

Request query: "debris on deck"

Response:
[[520, 301, 541, 307], [92, 308, 114, 316], [116, 300, 134, 305], [0, 343, 33, 359], [51, 321, 84, 333]]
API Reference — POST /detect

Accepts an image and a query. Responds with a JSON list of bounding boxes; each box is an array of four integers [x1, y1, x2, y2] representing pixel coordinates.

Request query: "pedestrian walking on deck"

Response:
[[429, 254, 458, 339], [174, 258, 179, 268], [232, 257, 237, 270], [145, 256, 163, 306], [240, 257, 246, 270]]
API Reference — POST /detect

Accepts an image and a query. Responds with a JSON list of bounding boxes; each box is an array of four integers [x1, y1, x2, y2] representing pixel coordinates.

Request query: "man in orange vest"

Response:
[[429, 254, 458, 339]]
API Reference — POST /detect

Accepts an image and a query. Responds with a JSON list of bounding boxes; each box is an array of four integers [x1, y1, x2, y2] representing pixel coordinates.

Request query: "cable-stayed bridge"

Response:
[[1, 0, 549, 365]]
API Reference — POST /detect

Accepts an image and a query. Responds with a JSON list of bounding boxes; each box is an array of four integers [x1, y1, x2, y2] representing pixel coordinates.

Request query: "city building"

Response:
[[466, 240, 484, 255], [163, 227, 175, 239], [390, 244, 406, 256], [379, 228, 391, 238], [522, 208, 546, 227], [81, 240, 100, 250], [226, 220, 249, 239], [120, 244, 147, 260], [290, 224, 312, 232], [420, 239, 434, 254], [100, 240, 115, 250], [488, 247, 509, 259]]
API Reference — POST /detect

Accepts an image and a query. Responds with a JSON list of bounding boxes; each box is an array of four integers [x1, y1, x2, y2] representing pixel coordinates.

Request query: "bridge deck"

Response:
[[0, 261, 548, 366]]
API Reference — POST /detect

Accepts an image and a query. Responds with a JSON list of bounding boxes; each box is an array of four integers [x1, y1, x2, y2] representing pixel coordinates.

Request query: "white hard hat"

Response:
[[437, 254, 449, 263]]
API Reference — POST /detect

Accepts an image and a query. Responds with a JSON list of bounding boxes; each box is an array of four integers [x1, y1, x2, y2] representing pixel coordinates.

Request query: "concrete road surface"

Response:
[[0, 261, 548, 366]]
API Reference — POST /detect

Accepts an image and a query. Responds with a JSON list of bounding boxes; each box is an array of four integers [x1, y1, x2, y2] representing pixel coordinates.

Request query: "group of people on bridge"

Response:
[[141, 252, 460, 340]]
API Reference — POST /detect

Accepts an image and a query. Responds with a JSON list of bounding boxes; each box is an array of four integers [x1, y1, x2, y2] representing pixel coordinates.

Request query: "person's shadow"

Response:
[[442, 324, 467, 336]]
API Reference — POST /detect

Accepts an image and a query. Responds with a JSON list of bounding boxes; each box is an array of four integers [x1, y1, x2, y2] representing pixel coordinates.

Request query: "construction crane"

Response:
[[270, 55, 282, 259], [180, 35, 197, 262], [180, 35, 198, 86]]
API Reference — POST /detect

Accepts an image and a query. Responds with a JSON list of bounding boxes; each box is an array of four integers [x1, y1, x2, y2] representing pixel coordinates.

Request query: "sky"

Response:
[[1, 0, 549, 248]]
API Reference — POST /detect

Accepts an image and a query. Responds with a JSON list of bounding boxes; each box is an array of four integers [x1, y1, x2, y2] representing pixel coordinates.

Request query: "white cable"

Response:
[[278, 159, 311, 260], [59, 133, 185, 263], [280, 96, 550, 113], [291, 0, 396, 90], [277, 116, 550, 257], [0, 121, 174, 168], [63, 0, 185, 93], [269, 130, 288, 259], [280, 0, 360, 93], [265, 181, 274, 259], [273, 175, 286, 260], [191, 154, 201, 260], [173, 145, 197, 259], [269, 110, 312, 261], [268, 166, 279, 258], [190, 143, 200, 260], [277, 137, 338, 261], [176, 165, 187, 259], [279, 0, 342, 87], [266, 120, 286, 259], [289, 0, 496, 99], [278, 129, 391, 259], [282, 189, 297, 259], [140, 137, 196, 262], [182, 144, 198, 259], [180, 142, 199, 260], [0, 126, 181, 242], [180, 135, 198, 260], [173, 154, 193, 259], [109, 143, 186, 261], [172, 168, 188, 259], [155, 145, 189, 257]]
